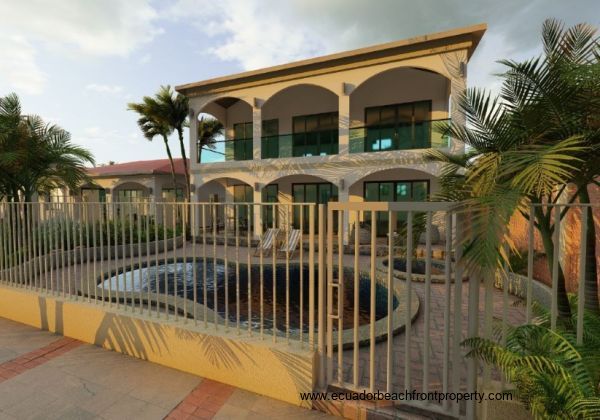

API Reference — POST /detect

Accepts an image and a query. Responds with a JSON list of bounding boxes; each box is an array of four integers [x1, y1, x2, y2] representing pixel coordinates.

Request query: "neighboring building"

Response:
[[46, 158, 187, 224], [177, 24, 486, 240], [80, 158, 187, 205]]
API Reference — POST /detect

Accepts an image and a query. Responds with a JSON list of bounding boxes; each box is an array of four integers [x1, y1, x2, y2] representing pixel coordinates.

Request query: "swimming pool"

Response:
[[101, 258, 398, 333]]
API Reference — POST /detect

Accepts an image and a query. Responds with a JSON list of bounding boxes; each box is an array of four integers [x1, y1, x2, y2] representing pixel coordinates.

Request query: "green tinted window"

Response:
[[292, 112, 339, 157], [363, 100, 432, 151]]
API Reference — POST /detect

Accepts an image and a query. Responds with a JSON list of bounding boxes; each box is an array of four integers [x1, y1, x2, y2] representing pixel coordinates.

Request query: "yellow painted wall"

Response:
[[0, 285, 316, 407]]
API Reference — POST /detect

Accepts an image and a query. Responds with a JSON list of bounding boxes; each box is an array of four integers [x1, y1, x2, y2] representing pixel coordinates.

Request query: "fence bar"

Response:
[[136, 204, 142, 312], [129, 205, 135, 308], [154, 203, 160, 317], [98, 203, 104, 304], [182, 203, 187, 322], [202, 204, 207, 326], [212, 204, 217, 329], [192, 204, 198, 324], [120, 202, 126, 308], [337, 209, 344, 384], [423, 211, 432, 395], [526, 205, 534, 323], [308, 205, 315, 350], [235, 204, 240, 334], [404, 211, 413, 391], [163, 204, 169, 319], [451, 212, 463, 417], [287, 204, 292, 343], [299, 204, 304, 346], [223, 203, 228, 329], [466, 273, 480, 419], [60, 204, 66, 296], [369, 210, 376, 392], [442, 212, 452, 411], [551, 205, 560, 330], [272, 204, 277, 342], [317, 204, 326, 388], [172, 203, 178, 320], [353, 213, 360, 388], [259, 207, 264, 339], [66, 202, 73, 297], [247, 204, 252, 336], [577, 208, 588, 345], [146, 204, 151, 317], [386, 211, 396, 392], [106, 203, 112, 306], [326, 205, 334, 384]]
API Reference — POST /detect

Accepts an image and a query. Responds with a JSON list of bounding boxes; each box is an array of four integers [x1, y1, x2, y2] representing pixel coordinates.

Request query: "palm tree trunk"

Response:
[[535, 206, 572, 319], [161, 136, 178, 193], [578, 185, 599, 314], [176, 128, 191, 202]]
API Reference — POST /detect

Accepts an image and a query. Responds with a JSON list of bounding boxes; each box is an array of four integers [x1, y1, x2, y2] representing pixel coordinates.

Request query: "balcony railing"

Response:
[[349, 118, 451, 153], [198, 138, 253, 163], [261, 129, 339, 159]]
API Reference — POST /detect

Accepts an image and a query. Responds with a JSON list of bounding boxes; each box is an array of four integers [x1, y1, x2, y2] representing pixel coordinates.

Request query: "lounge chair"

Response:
[[254, 228, 279, 256], [278, 229, 301, 258]]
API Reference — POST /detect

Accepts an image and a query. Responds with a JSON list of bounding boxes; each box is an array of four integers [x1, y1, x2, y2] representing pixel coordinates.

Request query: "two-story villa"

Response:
[[176, 24, 486, 240]]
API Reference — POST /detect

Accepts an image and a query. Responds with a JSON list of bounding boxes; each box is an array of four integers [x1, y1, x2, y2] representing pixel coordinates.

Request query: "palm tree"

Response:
[[151, 86, 191, 201], [0, 93, 94, 202], [427, 19, 599, 318], [463, 300, 600, 419], [127, 100, 178, 189], [196, 116, 224, 163]]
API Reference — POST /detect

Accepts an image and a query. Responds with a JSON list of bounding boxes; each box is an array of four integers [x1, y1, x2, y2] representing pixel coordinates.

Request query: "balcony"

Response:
[[349, 118, 451, 153], [261, 129, 338, 159], [198, 138, 253, 163]]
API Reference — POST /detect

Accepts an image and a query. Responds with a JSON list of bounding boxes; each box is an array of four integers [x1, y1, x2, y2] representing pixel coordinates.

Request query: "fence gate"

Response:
[[323, 201, 480, 418]]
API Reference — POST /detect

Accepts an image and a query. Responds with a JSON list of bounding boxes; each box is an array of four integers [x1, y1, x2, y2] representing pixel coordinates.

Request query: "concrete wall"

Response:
[[0, 286, 316, 407]]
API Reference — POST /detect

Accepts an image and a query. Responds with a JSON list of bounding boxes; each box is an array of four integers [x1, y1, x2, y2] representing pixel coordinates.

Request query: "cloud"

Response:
[[85, 84, 124, 95], [168, 0, 599, 91], [0, 0, 163, 56], [0, 35, 46, 95], [0, 0, 162, 94]]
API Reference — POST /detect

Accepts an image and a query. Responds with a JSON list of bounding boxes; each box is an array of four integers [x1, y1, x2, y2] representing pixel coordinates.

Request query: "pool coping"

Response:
[[76, 257, 420, 348]]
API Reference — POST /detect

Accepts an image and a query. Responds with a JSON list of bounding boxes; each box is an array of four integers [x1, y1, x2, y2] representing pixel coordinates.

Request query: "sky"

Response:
[[0, 0, 598, 165]]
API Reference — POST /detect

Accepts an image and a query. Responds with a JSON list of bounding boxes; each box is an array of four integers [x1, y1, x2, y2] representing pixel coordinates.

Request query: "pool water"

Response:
[[102, 259, 397, 332]]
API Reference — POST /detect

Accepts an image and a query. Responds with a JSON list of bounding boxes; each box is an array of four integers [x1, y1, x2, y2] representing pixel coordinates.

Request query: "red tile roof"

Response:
[[87, 158, 188, 177]]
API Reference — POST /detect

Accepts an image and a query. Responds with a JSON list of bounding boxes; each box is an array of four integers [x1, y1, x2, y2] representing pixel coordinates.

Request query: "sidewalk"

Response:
[[0, 317, 334, 420]]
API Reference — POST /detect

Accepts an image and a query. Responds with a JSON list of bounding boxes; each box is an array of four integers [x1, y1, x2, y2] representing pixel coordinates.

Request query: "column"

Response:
[[338, 181, 350, 245], [189, 108, 199, 165], [252, 99, 262, 160], [150, 180, 162, 225], [190, 174, 201, 235], [338, 85, 351, 155], [253, 184, 262, 240], [449, 61, 467, 155]]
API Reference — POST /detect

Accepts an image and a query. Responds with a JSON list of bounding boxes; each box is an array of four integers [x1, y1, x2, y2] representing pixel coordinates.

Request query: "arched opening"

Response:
[[196, 97, 253, 164], [196, 177, 254, 233], [348, 167, 437, 236], [261, 84, 339, 159], [110, 182, 150, 221], [349, 67, 451, 153], [266, 174, 339, 234], [112, 182, 149, 203]]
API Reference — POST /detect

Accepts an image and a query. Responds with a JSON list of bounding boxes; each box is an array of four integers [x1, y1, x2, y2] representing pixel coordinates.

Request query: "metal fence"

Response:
[[0, 201, 324, 349], [0, 200, 595, 419]]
